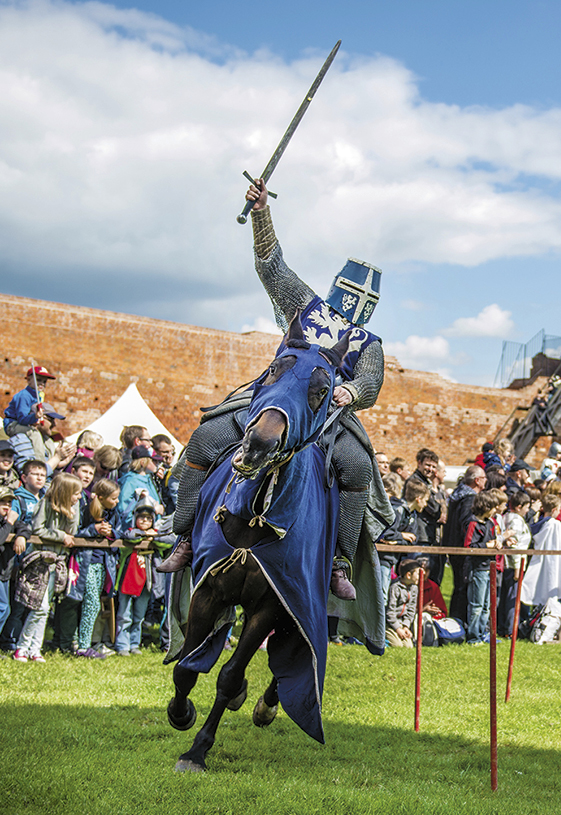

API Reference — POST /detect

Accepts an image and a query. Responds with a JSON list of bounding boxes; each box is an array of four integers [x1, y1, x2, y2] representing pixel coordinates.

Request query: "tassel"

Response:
[[213, 505, 227, 523], [210, 547, 250, 576]]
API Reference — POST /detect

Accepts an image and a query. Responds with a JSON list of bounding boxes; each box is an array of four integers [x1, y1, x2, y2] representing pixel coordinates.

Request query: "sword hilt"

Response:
[[237, 172, 277, 224]]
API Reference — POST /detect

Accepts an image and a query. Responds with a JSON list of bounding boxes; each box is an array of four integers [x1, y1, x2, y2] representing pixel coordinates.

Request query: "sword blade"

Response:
[[237, 39, 341, 224], [260, 39, 341, 183]]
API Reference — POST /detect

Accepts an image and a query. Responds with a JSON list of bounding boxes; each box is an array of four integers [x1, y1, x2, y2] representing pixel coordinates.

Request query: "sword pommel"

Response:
[[236, 213, 248, 225]]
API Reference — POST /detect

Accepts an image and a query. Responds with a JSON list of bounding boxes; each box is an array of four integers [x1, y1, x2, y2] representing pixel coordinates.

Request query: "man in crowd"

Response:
[[442, 464, 487, 622], [119, 426, 152, 476], [404, 448, 445, 583], [375, 452, 390, 476], [505, 459, 532, 497]]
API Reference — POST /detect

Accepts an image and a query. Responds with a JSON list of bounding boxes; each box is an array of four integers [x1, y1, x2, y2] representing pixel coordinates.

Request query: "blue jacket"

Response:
[[12, 486, 43, 526], [117, 472, 160, 526], [4, 386, 41, 429], [76, 504, 124, 541]]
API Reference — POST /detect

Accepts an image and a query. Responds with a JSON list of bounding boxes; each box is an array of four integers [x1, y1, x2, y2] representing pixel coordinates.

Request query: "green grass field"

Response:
[[2, 566, 561, 815], [2, 637, 561, 815]]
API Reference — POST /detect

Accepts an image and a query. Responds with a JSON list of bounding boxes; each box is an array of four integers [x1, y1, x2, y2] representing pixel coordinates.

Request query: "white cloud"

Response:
[[241, 316, 282, 335], [1, 0, 561, 332], [443, 304, 514, 337], [385, 334, 451, 371]]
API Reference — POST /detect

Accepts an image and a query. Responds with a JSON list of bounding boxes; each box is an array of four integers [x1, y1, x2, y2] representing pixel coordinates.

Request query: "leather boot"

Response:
[[156, 536, 193, 573], [330, 565, 356, 601]]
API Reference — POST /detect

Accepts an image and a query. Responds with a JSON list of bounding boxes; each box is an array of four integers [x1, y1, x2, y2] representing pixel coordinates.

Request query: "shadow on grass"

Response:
[[2, 700, 561, 815]]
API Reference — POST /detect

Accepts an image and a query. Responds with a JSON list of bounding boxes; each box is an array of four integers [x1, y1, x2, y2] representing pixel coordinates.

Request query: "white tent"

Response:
[[66, 383, 184, 453]]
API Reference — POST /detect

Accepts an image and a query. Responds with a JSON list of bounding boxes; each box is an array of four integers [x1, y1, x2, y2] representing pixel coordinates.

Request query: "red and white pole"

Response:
[[505, 557, 525, 703], [415, 566, 424, 732], [490, 558, 498, 791]]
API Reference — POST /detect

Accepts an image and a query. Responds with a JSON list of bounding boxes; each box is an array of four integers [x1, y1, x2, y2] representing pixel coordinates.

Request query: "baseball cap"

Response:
[[0, 440, 14, 454], [0, 486, 15, 502], [26, 366, 56, 380], [41, 403, 66, 420], [131, 445, 162, 461], [510, 459, 532, 473]]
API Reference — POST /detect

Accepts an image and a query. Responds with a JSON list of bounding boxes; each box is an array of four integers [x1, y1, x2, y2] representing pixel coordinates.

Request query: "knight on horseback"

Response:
[[160, 180, 385, 601]]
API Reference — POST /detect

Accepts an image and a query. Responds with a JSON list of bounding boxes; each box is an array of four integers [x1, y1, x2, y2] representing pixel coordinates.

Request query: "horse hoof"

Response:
[[253, 695, 278, 727], [226, 678, 248, 711], [167, 698, 197, 731], [175, 758, 206, 773]]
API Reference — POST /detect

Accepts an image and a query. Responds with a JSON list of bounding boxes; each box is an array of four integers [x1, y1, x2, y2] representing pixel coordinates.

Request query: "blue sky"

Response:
[[1, 0, 560, 385]]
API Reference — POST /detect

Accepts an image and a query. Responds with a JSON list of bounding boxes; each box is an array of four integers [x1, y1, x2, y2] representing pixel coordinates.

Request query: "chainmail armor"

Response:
[[252, 211, 384, 410], [337, 489, 369, 562], [172, 412, 243, 535]]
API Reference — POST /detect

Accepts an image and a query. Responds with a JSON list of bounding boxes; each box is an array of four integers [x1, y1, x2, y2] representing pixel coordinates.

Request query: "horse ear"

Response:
[[287, 309, 305, 343], [329, 330, 352, 368]]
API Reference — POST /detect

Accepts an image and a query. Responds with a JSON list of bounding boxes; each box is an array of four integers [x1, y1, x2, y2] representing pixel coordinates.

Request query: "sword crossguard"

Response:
[[242, 171, 277, 198]]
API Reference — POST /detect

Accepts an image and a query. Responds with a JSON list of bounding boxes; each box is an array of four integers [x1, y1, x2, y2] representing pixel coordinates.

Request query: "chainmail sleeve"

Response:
[[251, 206, 315, 332], [343, 339, 385, 412]]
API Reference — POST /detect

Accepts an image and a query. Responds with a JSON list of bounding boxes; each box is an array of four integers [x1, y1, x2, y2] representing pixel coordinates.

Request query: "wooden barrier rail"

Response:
[[18, 535, 157, 551], [376, 543, 561, 556]]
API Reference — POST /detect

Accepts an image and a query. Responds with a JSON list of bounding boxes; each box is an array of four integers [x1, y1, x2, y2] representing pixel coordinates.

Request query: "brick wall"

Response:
[[0, 293, 547, 467]]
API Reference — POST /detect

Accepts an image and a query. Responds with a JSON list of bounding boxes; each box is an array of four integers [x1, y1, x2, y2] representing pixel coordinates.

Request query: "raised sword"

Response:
[[236, 39, 341, 224]]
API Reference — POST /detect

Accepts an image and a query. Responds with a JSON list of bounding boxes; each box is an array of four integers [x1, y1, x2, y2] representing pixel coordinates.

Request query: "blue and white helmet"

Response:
[[325, 258, 381, 325]]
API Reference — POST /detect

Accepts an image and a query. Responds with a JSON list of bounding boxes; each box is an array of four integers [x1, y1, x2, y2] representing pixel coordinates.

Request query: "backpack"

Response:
[[518, 604, 543, 640], [529, 598, 561, 644], [433, 617, 466, 645]]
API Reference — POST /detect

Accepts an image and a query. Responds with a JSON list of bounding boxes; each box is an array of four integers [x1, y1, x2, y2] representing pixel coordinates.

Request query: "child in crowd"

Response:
[[417, 557, 448, 620], [12, 460, 47, 523], [0, 460, 48, 651], [13, 473, 82, 662], [3, 365, 55, 437], [0, 487, 32, 636], [0, 440, 20, 491], [70, 480, 122, 658], [74, 430, 104, 460], [498, 491, 532, 636], [92, 445, 122, 487], [71, 456, 96, 506], [379, 474, 428, 604], [464, 491, 503, 645], [389, 457, 411, 483], [115, 500, 174, 656], [521, 493, 561, 607], [386, 559, 421, 648], [118, 446, 164, 527]]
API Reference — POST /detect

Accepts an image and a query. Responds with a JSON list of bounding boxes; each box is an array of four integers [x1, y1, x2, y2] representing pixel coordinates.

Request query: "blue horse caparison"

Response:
[[166, 312, 351, 773]]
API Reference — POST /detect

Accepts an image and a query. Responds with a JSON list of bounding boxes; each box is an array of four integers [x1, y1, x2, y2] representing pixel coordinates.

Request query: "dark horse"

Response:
[[167, 313, 350, 772]]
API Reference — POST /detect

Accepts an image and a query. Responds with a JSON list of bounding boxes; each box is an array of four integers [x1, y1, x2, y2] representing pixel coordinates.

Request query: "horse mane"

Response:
[[285, 339, 311, 350]]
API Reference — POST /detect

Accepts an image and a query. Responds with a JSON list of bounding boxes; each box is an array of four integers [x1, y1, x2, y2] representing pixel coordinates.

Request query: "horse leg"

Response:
[[253, 676, 279, 727], [175, 599, 278, 773], [168, 583, 226, 732]]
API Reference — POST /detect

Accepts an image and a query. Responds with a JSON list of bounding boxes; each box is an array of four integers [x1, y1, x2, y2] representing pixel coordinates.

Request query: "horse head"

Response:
[[232, 311, 350, 478]]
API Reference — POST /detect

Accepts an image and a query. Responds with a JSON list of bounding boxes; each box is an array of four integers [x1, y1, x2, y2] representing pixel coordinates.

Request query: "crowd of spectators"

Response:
[[2, 364, 561, 661], [368, 439, 561, 648], [0, 365, 180, 660]]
